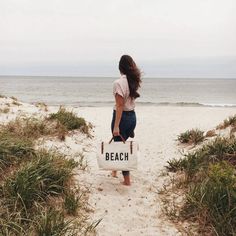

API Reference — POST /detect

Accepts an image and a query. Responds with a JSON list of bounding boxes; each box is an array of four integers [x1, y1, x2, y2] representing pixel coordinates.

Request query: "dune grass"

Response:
[[0, 150, 98, 235], [34, 206, 77, 236], [0, 147, 97, 235], [0, 109, 99, 235], [2, 116, 67, 141], [64, 189, 82, 216], [3, 150, 78, 209], [35, 102, 48, 112], [0, 202, 88, 236], [177, 128, 205, 145], [205, 129, 216, 138], [0, 107, 10, 114], [12, 101, 21, 106], [217, 114, 236, 130], [183, 161, 236, 235], [0, 131, 35, 172], [49, 107, 92, 136], [166, 134, 236, 235], [1, 104, 92, 141], [168, 136, 236, 177], [10, 96, 18, 101]]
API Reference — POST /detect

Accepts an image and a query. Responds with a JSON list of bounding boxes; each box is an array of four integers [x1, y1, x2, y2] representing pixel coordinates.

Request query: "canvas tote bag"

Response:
[[97, 135, 139, 171]]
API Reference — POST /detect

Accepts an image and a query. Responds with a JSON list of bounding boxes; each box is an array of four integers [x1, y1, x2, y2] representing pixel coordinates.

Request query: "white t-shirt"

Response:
[[113, 74, 135, 111]]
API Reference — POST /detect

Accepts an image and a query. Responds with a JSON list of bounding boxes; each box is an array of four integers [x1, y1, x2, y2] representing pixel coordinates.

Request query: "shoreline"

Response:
[[3, 98, 236, 109]]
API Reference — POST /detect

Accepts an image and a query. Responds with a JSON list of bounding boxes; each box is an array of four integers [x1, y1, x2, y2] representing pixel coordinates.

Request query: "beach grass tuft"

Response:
[[0, 131, 34, 171], [205, 129, 216, 138], [0, 107, 10, 114], [34, 206, 76, 236], [49, 107, 92, 136], [4, 117, 51, 139], [12, 100, 21, 106], [182, 161, 236, 236], [3, 150, 78, 209], [216, 114, 236, 130], [168, 136, 236, 177], [10, 96, 18, 101], [166, 125, 236, 235], [177, 129, 205, 145], [64, 190, 82, 216], [35, 102, 48, 112], [2, 116, 68, 141], [0, 146, 98, 235]]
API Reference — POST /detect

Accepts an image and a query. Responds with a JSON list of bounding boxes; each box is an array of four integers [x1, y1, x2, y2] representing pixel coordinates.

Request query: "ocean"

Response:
[[0, 76, 235, 107]]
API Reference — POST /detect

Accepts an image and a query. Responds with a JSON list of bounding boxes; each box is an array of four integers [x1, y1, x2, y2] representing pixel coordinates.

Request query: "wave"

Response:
[[65, 101, 236, 108], [140, 102, 236, 107]]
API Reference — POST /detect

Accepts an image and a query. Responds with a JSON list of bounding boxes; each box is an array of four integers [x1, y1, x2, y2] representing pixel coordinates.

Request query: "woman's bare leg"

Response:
[[122, 171, 131, 185], [122, 175, 131, 186], [111, 170, 117, 177]]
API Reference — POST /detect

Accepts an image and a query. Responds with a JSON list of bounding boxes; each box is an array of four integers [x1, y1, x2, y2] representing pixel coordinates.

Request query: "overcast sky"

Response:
[[0, 0, 236, 77]]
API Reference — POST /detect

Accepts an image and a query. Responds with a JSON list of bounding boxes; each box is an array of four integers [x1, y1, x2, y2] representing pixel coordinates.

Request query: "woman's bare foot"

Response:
[[122, 175, 131, 186], [121, 181, 131, 186], [111, 171, 117, 178]]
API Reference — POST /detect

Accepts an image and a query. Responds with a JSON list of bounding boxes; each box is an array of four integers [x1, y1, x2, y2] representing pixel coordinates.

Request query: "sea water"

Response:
[[0, 76, 235, 107]]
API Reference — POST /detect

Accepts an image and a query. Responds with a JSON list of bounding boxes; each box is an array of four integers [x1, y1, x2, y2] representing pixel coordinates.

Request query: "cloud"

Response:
[[0, 0, 236, 77]]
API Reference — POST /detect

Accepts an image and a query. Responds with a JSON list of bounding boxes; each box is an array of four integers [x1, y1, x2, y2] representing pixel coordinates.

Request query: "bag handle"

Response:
[[109, 135, 126, 144]]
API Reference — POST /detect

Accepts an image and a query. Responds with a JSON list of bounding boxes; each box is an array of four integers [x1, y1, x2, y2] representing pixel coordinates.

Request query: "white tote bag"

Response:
[[97, 135, 139, 171]]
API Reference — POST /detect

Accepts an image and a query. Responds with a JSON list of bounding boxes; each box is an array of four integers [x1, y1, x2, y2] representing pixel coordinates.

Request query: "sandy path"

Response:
[[75, 106, 236, 236]]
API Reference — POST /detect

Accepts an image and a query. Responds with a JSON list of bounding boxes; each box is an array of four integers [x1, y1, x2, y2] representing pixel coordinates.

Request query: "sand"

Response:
[[74, 105, 236, 236], [1, 97, 235, 235]]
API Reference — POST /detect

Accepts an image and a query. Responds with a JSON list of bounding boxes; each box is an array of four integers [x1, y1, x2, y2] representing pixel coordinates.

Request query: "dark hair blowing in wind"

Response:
[[119, 55, 142, 99]]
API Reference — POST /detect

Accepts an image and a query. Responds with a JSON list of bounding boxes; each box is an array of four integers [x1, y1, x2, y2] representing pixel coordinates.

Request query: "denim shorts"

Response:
[[111, 110, 136, 176]]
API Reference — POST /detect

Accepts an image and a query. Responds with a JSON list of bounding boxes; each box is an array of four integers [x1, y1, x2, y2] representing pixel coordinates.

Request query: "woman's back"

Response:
[[113, 74, 135, 111]]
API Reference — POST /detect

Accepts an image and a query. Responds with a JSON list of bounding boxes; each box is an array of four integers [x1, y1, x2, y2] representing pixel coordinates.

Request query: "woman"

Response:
[[111, 55, 142, 186]]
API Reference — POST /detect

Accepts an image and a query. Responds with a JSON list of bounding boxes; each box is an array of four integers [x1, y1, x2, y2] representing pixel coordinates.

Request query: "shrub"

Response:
[[178, 129, 204, 145]]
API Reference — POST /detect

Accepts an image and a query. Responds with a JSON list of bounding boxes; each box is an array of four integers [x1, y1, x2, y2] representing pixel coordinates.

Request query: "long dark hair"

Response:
[[119, 55, 141, 99]]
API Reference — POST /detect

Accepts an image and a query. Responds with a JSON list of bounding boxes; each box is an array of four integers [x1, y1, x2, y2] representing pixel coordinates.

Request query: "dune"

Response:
[[1, 96, 235, 235]]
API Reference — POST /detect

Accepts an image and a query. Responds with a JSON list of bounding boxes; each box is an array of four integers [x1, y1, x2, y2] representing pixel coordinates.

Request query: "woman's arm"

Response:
[[113, 93, 124, 136]]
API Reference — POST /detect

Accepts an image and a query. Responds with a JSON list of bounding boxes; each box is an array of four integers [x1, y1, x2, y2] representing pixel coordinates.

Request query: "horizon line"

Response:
[[0, 74, 236, 79]]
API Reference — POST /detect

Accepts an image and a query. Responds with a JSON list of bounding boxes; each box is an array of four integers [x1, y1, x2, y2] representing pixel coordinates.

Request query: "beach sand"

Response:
[[74, 105, 236, 236], [1, 97, 235, 235]]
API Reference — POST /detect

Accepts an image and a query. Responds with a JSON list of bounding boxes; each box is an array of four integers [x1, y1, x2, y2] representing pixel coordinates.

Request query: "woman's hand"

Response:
[[113, 126, 120, 136]]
